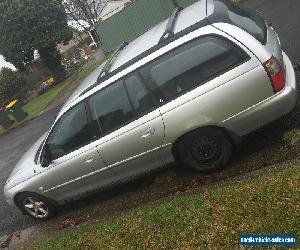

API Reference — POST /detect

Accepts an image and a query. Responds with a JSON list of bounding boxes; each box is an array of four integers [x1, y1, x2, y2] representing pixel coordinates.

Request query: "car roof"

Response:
[[61, 0, 214, 109], [62, 0, 241, 111], [110, 0, 212, 72]]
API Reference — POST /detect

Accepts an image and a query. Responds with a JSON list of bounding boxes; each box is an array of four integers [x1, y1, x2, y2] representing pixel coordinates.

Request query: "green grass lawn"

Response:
[[23, 61, 104, 119], [22, 83, 67, 120], [30, 166, 300, 250]]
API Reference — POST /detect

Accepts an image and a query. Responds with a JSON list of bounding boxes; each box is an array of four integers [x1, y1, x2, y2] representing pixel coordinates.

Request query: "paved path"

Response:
[[0, 0, 300, 237]]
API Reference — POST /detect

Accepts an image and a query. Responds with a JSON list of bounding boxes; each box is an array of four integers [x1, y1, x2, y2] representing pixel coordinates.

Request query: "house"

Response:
[[59, 1, 131, 60], [100, 0, 131, 21]]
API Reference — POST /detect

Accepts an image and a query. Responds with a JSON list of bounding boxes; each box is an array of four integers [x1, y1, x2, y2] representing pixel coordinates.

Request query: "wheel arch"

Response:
[[171, 125, 241, 159]]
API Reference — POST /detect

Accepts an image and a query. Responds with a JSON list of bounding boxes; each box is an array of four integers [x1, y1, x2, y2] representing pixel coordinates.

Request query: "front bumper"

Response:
[[4, 182, 14, 206]]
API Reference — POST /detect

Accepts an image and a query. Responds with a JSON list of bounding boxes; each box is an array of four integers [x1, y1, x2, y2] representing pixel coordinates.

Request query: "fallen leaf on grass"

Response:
[[0, 233, 14, 249], [174, 179, 199, 194], [61, 213, 90, 228]]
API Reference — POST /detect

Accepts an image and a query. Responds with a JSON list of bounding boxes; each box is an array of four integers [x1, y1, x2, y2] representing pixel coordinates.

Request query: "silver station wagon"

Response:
[[4, 0, 297, 219]]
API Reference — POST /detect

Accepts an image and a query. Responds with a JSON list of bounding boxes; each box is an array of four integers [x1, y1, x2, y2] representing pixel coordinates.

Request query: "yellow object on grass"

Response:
[[5, 99, 18, 109], [43, 76, 55, 86]]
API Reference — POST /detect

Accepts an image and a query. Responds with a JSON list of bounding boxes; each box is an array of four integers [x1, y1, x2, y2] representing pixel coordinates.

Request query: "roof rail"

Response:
[[159, 6, 183, 43], [97, 41, 128, 80], [79, 41, 128, 97]]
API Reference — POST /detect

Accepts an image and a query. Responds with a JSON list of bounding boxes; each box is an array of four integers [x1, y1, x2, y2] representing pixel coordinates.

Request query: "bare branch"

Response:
[[63, 0, 108, 31]]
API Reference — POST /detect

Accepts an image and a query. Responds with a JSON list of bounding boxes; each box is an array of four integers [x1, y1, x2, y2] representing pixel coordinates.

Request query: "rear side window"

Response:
[[124, 74, 155, 117], [88, 80, 133, 135], [141, 35, 249, 102], [225, 1, 267, 44]]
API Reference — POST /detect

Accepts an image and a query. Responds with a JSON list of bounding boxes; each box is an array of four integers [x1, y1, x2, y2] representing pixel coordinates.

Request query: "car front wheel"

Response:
[[16, 192, 56, 220]]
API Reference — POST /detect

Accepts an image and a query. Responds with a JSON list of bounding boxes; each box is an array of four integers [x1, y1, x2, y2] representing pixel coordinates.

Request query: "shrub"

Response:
[[0, 67, 26, 102]]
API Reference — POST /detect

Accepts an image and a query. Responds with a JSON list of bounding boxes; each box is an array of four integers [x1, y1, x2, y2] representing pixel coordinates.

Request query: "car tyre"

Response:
[[176, 128, 232, 172], [16, 192, 56, 220]]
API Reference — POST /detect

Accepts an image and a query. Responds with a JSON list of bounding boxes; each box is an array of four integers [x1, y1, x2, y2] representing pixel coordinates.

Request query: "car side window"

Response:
[[141, 35, 249, 102], [47, 102, 93, 160], [88, 80, 134, 135], [124, 74, 155, 117]]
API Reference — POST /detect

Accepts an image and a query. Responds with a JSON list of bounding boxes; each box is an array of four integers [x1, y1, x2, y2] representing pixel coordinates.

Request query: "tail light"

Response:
[[263, 56, 285, 94]]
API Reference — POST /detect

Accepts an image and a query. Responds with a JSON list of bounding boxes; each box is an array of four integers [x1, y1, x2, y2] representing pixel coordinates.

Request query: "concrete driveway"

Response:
[[0, 0, 300, 237]]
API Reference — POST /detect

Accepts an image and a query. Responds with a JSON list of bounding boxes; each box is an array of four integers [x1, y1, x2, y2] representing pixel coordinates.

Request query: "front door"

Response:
[[39, 102, 115, 202]]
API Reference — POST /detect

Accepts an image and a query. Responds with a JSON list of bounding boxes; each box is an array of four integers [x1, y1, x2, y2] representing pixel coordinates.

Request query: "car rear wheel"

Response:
[[176, 128, 233, 172], [16, 193, 56, 220]]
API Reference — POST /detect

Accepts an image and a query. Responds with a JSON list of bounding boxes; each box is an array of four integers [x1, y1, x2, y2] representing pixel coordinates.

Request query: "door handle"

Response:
[[85, 153, 96, 165], [85, 158, 94, 164], [141, 127, 155, 139], [141, 133, 152, 139]]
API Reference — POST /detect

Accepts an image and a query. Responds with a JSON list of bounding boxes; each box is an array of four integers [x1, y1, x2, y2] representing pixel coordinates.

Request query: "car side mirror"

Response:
[[41, 144, 52, 168]]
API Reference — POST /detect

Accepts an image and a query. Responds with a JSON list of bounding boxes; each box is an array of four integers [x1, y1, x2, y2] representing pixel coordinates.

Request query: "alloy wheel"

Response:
[[22, 197, 49, 219]]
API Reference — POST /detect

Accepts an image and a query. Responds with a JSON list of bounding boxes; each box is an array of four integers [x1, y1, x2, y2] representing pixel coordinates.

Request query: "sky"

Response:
[[0, 55, 16, 71]]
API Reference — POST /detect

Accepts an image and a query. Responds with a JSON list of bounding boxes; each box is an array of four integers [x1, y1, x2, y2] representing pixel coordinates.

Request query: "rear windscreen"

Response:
[[226, 2, 267, 44]]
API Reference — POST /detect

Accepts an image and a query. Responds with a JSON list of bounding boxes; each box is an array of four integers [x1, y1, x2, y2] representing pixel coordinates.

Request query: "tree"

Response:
[[0, 68, 26, 102], [0, 0, 73, 79], [63, 0, 108, 32]]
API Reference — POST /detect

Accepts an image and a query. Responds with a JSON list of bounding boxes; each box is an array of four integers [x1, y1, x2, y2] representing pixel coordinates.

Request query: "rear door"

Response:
[[88, 76, 164, 181]]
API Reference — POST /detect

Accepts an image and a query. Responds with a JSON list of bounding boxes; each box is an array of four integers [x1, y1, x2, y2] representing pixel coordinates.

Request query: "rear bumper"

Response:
[[222, 52, 297, 136]]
